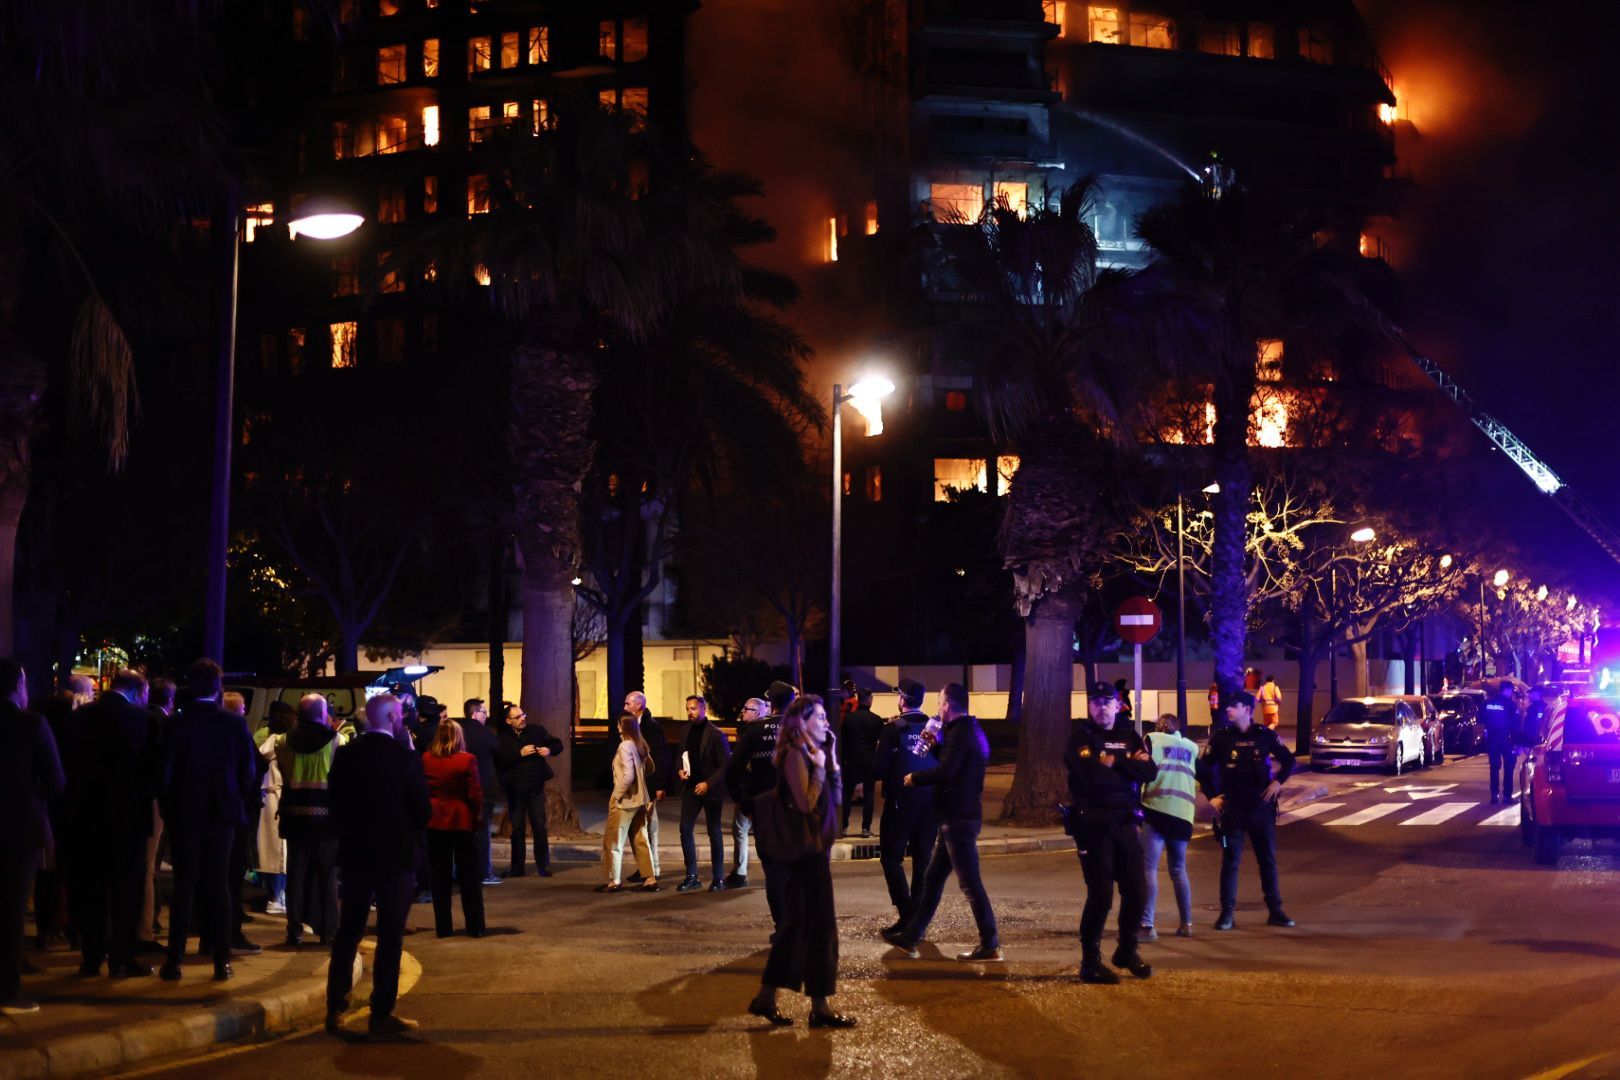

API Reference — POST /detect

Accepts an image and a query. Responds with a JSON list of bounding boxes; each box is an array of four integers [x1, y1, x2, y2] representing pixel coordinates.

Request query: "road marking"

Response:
[[1386, 783, 1458, 800], [1277, 801, 1345, 824], [1480, 805, 1521, 826], [1400, 801, 1475, 826], [1327, 802, 1406, 826]]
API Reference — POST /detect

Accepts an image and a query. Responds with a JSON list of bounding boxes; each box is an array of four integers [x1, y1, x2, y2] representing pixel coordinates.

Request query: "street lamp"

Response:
[[1174, 481, 1220, 733], [1476, 569, 1508, 678], [204, 194, 366, 664], [830, 373, 894, 689], [1329, 526, 1377, 707]]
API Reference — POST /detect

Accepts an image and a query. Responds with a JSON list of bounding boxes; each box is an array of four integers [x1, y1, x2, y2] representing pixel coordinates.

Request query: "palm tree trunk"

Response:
[[488, 531, 508, 708], [334, 627, 360, 675], [1210, 374, 1253, 698], [0, 349, 45, 657], [1002, 591, 1078, 825]]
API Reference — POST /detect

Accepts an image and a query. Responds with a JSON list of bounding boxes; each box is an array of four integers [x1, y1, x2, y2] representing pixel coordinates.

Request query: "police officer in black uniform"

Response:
[[1480, 679, 1522, 804], [871, 678, 937, 936], [1200, 689, 1296, 931], [1064, 682, 1157, 984]]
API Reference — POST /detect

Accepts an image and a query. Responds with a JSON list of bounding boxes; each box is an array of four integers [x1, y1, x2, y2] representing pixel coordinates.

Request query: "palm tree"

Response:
[[930, 179, 1166, 823]]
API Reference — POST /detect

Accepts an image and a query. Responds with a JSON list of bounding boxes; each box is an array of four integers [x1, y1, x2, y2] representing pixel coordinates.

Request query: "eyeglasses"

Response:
[[741, 706, 758, 714]]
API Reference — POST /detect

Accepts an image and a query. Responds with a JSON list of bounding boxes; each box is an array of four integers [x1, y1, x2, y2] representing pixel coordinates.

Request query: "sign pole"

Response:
[[1134, 643, 1144, 738]]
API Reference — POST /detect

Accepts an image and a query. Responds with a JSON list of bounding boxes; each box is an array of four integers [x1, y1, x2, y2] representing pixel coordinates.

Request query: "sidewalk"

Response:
[[0, 929, 361, 1080]]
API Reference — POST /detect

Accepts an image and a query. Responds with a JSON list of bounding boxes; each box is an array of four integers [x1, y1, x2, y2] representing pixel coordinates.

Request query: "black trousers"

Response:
[[33, 862, 66, 943], [1218, 804, 1283, 915], [679, 794, 725, 882], [427, 829, 485, 936], [68, 834, 146, 969], [327, 865, 414, 1017], [1487, 740, 1518, 799], [506, 787, 549, 873], [758, 853, 785, 930], [204, 823, 251, 944], [166, 828, 234, 969], [1075, 817, 1146, 951], [878, 801, 936, 919], [1, 849, 40, 1003], [762, 852, 838, 998], [285, 835, 339, 944], [841, 767, 875, 833], [901, 818, 999, 949]]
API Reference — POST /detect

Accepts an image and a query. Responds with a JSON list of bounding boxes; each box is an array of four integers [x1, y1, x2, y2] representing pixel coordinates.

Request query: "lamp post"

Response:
[[1174, 481, 1220, 733], [203, 196, 365, 663], [829, 374, 893, 690], [1328, 526, 1378, 707], [1477, 568, 1509, 678]]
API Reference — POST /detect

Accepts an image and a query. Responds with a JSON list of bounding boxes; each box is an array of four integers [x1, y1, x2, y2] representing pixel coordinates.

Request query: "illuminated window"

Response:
[[422, 259, 438, 283], [826, 217, 839, 263], [501, 32, 519, 68], [945, 390, 968, 411], [1298, 26, 1333, 64], [1254, 392, 1288, 447], [996, 455, 1020, 495], [503, 100, 521, 124], [468, 36, 491, 74], [330, 322, 357, 369], [863, 466, 883, 502], [378, 253, 404, 293], [865, 201, 879, 235], [422, 104, 440, 146], [243, 203, 274, 243], [1246, 22, 1274, 58], [377, 44, 406, 84], [333, 255, 359, 297], [599, 20, 617, 59], [842, 471, 852, 497], [423, 39, 439, 78], [1379, 101, 1398, 124], [622, 86, 648, 130], [1199, 21, 1240, 55], [599, 88, 617, 110], [1043, 1, 1066, 35], [378, 0, 399, 15], [378, 184, 405, 223], [933, 458, 988, 502], [473, 264, 492, 286], [422, 313, 439, 355], [528, 27, 549, 64], [1129, 12, 1175, 49], [1256, 339, 1284, 381], [532, 98, 550, 133], [468, 105, 493, 144], [1087, 6, 1121, 44], [467, 174, 490, 215], [376, 115, 407, 154], [994, 180, 1028, 217], [929, 181, 983, 222], [376, 318, 405, 364], [331, 120, 350, 160], [622, 17, 649, 61], [286, 328, 306, 376]]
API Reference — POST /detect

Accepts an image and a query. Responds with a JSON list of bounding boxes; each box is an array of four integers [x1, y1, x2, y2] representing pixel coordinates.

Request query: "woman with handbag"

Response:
[[746, 694, 856, 1029], [599, 714, 659, 893]]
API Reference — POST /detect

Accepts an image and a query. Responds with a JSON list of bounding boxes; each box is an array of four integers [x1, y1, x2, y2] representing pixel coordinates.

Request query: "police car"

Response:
[[1519, 696, 1620, 865], [1310, 697, 1427, 774]]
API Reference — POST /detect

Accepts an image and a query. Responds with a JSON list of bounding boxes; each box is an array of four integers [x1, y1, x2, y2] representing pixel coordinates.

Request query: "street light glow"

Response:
[[1350, 527, 1376, 543], [1439, 554, 1453, 568], [1569, 594, 1579, 611], [846, 373, 895, 436], [1493, 569, 1510, 588], [287, 211, 364, 239], [1537, 584, 1549, 602], [1201, 482, 1220, 494]]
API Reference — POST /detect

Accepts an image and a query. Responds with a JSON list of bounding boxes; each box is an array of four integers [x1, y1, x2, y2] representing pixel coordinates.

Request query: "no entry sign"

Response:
[[1114, 597, 1162, 645]]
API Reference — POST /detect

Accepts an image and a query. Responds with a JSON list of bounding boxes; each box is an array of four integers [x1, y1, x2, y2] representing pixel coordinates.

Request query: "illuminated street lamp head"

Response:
[[287, 196, 365, 240], [847, 374, 895, 401], [1569, 594, 1579, 611], [1201, 482, 1220, 494], [1439, 554, 1454, 569], [844, 373, 895, 437], [1350, 527, 1376, 543], [1493, 569, 1510, 588], [1536, 584, 1549, 602]]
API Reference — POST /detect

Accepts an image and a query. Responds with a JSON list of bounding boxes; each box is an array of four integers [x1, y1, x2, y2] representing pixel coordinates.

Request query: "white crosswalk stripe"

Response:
[[1400, 801, 1475, 826], [1278, 802, 1345, 825], [1327, 802, 1406, 826], [1479, 805, 1520, 826]]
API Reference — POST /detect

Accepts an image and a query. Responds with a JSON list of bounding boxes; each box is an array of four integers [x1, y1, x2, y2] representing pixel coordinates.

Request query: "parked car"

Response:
[[1434, 692, 1486, 755], [1519, 696, 1620, 865], [1393, 694, 1445, 766], [1311, 698, 1427, 774]]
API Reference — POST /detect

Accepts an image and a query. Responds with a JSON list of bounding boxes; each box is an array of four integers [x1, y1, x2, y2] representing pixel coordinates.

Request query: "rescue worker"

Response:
[[1063, 682, 1157, 984], [871, 678, 937, 936], [1207, 682, 1222, 731], [1200, 690, 1295, 931], [1480, 680, 1522, 804], [1256, 674, 1283, 730]]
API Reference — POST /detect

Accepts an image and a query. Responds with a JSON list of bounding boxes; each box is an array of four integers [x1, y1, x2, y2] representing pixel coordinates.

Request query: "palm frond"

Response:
[[68, 294, 141, 471]]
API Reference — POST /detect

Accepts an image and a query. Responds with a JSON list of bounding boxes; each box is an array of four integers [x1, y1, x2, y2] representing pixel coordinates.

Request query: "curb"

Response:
[[0, 955, 362, 1080]]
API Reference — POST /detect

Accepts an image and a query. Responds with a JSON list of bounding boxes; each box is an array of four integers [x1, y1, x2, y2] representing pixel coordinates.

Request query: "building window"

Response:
[[378, 253, 404, 293], [1199, 21, 1240, 56], [528, 27, 549, 64], [1087, 6, 1121, 44], [1043, 1, 1066, 36], [622, 17, 649, 61], [376, 115, 407, 154], [599, 20, 617, 60], [338, 0, 358, 22], [863, 465, 883, 502], [243, 202, 274, 243], [468, 36, 491, 74], [422, 104, 440, 146], [330, 322, 358, 369], [377, 0, 400, 15], [930, 181, 983, 222], [532, 98, 550, 133], [468, 105, 493, 144], [501, 32, 519, 68], [376, 44, 406, 85], [423, 38, 439, 78], [333, 255, 359, 297], [1298, 26, 1333, 63], [933, 458, 988, 502], [996, 455, 1020, 495], [291, 3, 309, 40], [1257, 339, 1284, 381], [378, 184, 405, 223], [422, 313, 439, 355], [423, 175, 438, 214], [376, 318, 405, 363], [599, 88, 617, 110], [865, 201, 879, 235], [331, 120, 350, 160], [825, 217, 839, 263], [286, 328, 306, 376], [502, 100, 521, 124], [1128, 12, 1175, 49], [1246, 22, 1274, 58], [473, 264, 492, 286], [622, 87, 648, 130], [994, 180, 1028, 217], [945, 390, 968, 411], [467, 174, 490, 215]]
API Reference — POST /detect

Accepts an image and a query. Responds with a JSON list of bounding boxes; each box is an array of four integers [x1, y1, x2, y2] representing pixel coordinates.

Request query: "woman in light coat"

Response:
[[599, 713, 659, 893]]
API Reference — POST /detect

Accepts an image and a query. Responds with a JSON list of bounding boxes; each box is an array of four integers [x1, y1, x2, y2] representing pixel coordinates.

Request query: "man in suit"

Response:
[[675, 694, 732, 893], [625, 690, 672, 883], [459, 698, 503, 886], [1, 659, 66, 1015], [839, 689, 885, 838], [138, 678, 178, 953], [159, 659, 257, 982], [60, 669, 159, 977], [325, 693, 432, 1038]]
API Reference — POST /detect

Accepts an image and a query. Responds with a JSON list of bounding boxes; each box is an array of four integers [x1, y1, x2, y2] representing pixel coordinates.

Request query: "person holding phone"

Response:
[[494, 705, 564, 878]]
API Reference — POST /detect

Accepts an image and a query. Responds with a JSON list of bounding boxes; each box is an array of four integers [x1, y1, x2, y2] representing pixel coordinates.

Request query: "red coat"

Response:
[[421, 750, 483, 832]]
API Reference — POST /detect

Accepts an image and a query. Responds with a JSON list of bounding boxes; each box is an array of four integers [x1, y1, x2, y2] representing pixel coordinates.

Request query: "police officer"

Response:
[[1064, 682, 1157, 984], [1480, 680, 1522, 804], [1200, 690, 1295, 931], [871, 678, 937, 936], [724, 682, 791, 926]]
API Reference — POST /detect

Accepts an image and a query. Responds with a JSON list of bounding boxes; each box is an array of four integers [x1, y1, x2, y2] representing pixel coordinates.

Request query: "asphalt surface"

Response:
[[129, 755, 1620, 1080]]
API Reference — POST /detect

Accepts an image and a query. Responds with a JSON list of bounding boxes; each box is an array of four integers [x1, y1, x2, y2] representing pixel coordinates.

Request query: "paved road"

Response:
[[134, 755, 1620, 1080]]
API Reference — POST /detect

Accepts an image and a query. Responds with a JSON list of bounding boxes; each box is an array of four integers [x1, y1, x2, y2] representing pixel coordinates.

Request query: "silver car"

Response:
[[1311, 698, 1427, 775]]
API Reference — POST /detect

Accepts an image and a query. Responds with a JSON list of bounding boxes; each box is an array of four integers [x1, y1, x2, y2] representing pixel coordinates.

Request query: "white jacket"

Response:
[[611, 740, 650, 810]]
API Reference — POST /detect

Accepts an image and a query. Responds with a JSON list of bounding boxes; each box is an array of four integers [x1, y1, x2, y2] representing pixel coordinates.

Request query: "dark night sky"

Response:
[[1360, 0, 1620, 592]]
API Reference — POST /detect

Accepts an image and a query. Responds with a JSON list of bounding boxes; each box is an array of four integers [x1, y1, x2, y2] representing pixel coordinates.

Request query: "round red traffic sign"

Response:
[[1114, 597, 1162, 645]]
